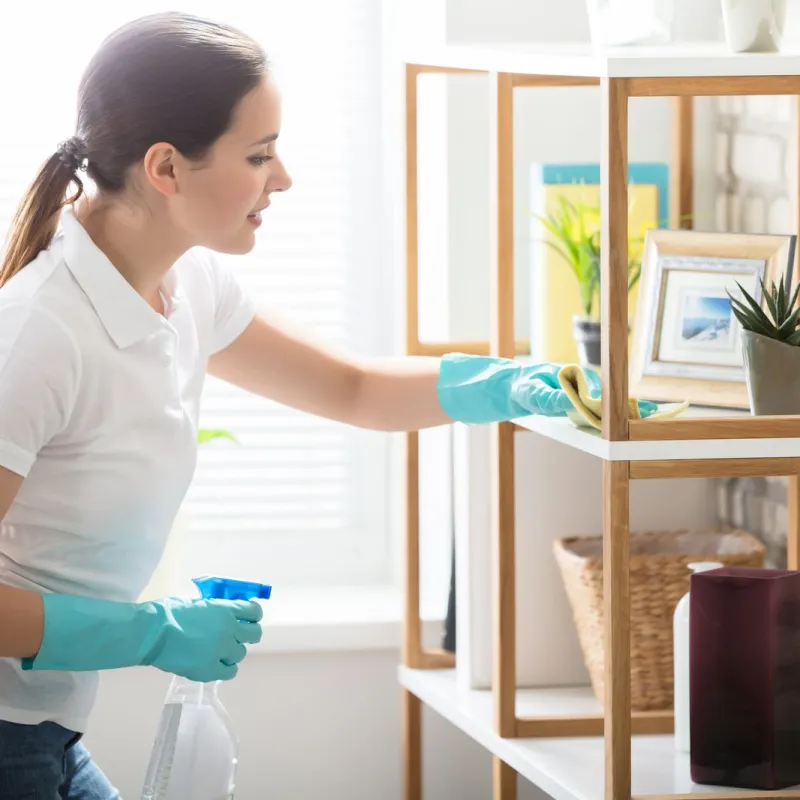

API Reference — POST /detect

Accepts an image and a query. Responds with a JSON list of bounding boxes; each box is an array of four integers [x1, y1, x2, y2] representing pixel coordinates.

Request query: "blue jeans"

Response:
[[0, 720, 121, 799]]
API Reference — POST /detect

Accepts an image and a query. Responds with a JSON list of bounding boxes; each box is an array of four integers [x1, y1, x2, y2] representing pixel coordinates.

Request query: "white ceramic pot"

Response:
[[720, 0, 787, 52]]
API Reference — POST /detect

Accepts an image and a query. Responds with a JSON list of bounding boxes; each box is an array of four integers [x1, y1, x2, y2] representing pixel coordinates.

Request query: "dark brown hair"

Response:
[[0, 12, 266, 287]]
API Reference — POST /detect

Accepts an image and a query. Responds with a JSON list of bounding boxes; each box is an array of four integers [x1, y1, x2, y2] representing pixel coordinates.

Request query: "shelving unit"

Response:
[[400, 41, 800, 800]]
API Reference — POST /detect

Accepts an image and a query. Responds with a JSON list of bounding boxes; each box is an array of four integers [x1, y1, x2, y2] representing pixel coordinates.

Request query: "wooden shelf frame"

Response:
[[401, 61, 800, 800]]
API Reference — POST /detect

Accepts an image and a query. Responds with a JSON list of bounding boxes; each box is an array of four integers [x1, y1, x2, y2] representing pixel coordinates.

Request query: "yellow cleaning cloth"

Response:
[[557, 364, 689, 430]]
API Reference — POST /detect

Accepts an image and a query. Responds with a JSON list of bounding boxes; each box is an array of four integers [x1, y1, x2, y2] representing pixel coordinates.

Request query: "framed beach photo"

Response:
[[630, 229, 796, 408]]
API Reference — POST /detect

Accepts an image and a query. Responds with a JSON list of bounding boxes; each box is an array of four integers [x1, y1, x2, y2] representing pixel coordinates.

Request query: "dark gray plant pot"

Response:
[[742, 330, 800, 416], [573, 315, 601, 367]]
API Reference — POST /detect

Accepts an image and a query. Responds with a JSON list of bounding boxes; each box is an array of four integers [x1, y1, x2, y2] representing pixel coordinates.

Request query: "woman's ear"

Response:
[[142, 143, 180, 196]]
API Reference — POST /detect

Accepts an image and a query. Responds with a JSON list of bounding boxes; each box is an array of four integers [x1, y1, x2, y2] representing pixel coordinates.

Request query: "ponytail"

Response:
[[0, 138, 86, 288]]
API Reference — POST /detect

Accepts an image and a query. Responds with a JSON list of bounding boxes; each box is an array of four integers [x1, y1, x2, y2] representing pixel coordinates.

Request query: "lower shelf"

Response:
[[399, 666, 800, 800]]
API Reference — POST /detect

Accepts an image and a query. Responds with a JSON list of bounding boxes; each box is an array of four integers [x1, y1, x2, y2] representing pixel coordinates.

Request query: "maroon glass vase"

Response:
[[690, 567, 800, 790]]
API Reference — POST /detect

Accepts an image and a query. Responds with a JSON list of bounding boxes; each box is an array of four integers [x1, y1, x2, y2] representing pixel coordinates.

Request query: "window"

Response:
[[0, 1, 392, 588]]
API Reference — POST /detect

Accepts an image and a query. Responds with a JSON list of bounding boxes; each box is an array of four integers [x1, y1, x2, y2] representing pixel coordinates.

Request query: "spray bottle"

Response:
[[140, 575, 272, 800]]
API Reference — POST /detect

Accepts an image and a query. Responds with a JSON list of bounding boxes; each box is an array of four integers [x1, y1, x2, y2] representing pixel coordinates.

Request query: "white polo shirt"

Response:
[[0, 205, 256, 732]]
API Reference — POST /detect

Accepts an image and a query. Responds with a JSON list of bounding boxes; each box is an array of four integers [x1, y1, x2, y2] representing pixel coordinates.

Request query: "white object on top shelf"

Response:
[[720, 0, 786, 54], [399, 666, 800, 800], [511, 406, 800, 461], [400, 40, 800, 79], [586, 0, 676, 48]]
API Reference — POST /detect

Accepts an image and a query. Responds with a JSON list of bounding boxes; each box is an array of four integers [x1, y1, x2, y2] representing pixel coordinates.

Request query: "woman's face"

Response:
[[168, 73, 292, 255]]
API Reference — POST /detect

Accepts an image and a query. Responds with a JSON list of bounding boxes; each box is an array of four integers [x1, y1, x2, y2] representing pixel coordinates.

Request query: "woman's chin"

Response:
[[206, 228, 257, 256]]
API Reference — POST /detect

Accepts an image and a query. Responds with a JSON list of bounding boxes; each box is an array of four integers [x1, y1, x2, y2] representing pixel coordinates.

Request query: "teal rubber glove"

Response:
[[436, 353, 600, 422], [22, 593, 263, 682], [436, 353, 657, 423]]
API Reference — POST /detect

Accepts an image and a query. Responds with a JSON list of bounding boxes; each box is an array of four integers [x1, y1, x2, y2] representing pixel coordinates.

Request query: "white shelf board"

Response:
[[399, 667, 800, 800], [511, 406, 800, 461], [402, 40, 800, 79]]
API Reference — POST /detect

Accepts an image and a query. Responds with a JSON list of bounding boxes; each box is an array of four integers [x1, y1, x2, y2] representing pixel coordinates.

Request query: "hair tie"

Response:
[[56, 136, 88, 173]]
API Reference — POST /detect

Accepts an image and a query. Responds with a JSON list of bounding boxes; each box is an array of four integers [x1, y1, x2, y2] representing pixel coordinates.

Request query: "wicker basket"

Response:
[[553, 529, 765, 711]]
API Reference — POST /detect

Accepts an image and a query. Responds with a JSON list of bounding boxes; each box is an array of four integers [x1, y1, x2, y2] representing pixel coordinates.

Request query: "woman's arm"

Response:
[[208, 313, 451, 432], [349, 355, 450, 431], [0, 467, 44, 658]]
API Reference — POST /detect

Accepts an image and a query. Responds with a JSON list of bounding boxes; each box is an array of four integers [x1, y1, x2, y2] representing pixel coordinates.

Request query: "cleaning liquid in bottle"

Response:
[[140, 575, 272, 800], [673, 561, 721, 754]]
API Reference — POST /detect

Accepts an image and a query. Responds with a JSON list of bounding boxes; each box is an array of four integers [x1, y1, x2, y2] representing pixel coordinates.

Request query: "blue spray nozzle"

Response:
[[192, 575, 272, 601]]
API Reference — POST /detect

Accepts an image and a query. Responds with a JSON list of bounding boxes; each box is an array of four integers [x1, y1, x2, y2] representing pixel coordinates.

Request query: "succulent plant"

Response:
[[727, 277, 800, 346]]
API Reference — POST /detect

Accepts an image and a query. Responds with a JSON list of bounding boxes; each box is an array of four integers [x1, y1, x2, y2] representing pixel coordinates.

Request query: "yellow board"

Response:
[[536, 183, 660, 364]]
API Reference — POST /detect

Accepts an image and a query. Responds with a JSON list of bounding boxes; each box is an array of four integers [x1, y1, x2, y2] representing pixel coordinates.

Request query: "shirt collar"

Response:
[[60, 205, 179, 349]]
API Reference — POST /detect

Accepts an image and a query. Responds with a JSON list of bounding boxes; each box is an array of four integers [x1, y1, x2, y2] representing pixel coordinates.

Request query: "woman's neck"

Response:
[[74, 196, 189, 313]]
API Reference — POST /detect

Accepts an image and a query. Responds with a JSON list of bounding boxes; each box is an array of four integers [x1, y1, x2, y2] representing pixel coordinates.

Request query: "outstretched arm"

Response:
[[208, 312, 451, 432]]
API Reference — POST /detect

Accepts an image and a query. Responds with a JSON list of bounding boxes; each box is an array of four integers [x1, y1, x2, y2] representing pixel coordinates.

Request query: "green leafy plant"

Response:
[[197, 428, 237, 445], [727, 277, 800, 346], [535, 196, 644, 319]]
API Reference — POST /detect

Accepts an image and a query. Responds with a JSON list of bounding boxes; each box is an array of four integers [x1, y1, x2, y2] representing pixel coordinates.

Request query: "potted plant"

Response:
[[537, 196, 643, 367], [728, 277, 800, 415]]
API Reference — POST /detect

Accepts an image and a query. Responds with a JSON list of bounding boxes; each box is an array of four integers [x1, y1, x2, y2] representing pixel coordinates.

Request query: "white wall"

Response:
[[84, 650, 546, 800], [446, 0, 724, 42]]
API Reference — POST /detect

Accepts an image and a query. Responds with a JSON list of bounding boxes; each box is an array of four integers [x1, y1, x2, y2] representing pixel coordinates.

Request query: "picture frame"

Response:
[[630, 229, 797, 409]]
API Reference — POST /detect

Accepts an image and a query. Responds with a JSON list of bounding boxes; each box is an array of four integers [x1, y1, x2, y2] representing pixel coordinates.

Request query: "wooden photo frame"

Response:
[[630, 229, 797, 409]]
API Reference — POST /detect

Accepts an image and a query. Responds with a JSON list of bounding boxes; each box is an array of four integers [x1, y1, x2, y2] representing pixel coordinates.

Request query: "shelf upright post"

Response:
[[600, 76, 630, 444], [402, 60, 423, 800], [670, 96, 694, 230], [489, 69, 519, 800], [601, 75, 633, 800], [788, 96, 800, 573]]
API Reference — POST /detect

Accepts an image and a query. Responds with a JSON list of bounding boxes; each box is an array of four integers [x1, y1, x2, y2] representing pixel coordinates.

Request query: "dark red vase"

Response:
[[690, 567, 800, 790]]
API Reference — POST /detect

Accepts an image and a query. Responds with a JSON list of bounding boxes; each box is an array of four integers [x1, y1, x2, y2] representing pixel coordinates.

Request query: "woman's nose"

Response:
[[269, 157, 292, 193]]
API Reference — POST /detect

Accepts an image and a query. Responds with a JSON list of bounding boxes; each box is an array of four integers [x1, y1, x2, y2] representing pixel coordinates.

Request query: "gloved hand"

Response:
[[557, 364, 664, 429], [436, 353, 658, 424], [511, 362, 606, 417], [21, 593, 263, 682]]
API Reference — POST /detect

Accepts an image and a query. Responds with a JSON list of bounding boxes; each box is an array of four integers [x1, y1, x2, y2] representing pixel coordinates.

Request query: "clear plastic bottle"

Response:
[[140, 575, 272, 800], [673, 561, 721, 754]]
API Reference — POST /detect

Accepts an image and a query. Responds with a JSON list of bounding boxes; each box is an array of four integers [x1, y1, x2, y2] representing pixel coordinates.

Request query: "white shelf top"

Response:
[[402, 40, 800, 79], [399, 667, 800, 800], [511, 406, 800, 461]]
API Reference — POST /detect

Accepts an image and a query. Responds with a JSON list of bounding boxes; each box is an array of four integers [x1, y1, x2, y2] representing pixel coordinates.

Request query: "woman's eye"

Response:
[[249, 155, 273, 166]]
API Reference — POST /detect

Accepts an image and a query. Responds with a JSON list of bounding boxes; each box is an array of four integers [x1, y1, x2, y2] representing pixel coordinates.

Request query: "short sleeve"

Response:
[[204, 253, 257, 355], [0, 304, 81, 477]]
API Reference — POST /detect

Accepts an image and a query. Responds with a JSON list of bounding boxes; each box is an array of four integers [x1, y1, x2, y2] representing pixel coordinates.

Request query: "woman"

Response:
[[0, 11, 625, 798]]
